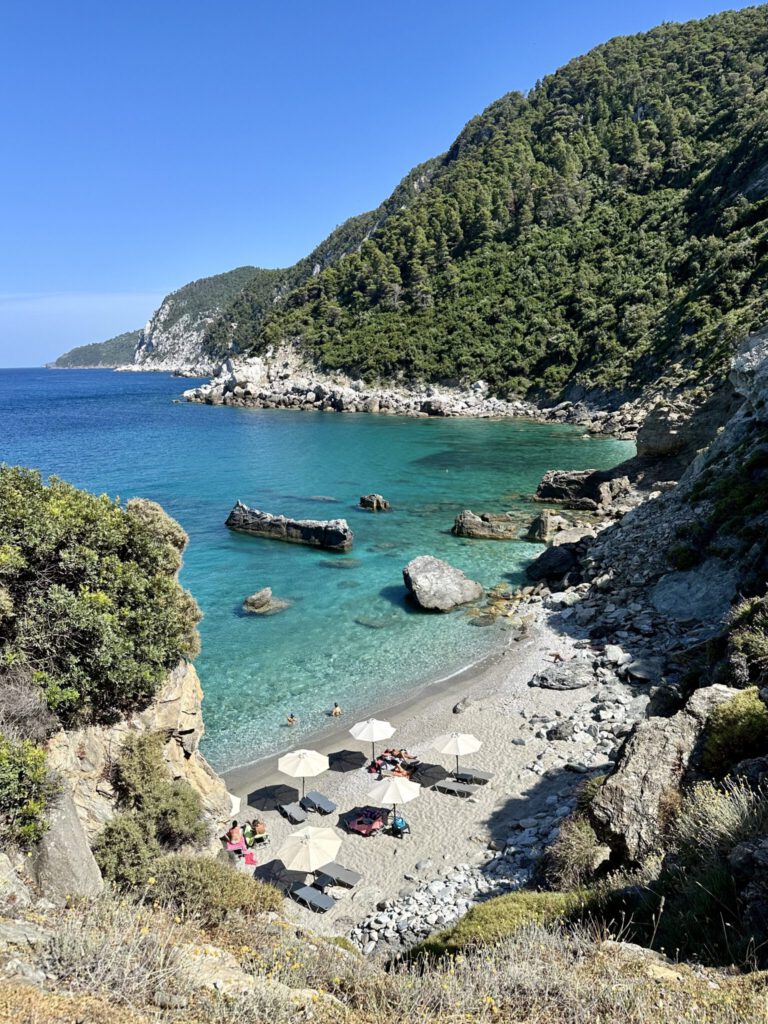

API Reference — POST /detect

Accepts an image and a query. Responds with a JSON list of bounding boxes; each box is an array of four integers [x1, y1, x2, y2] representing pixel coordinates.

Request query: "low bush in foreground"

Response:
[[150, 854, 282, 925], [702, 688, 768, 773], [545, 815, 606, 889], [412, 889, 589, 957]]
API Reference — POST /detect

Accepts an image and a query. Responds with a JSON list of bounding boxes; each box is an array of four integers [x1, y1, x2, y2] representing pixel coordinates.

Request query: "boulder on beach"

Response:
[[360, 493, 390, 511], [242, 587, 290, 615], [403, 555, 484, 612]]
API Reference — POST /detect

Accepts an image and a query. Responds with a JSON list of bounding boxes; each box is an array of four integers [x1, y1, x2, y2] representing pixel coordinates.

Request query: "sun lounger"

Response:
[[455, 768, 493, 785], [301, 791, 337, 815], [435, 779, 479, 798], [280, 801, 308, 824], [291, 884, 335, 913], [314, 861, 362, 888]]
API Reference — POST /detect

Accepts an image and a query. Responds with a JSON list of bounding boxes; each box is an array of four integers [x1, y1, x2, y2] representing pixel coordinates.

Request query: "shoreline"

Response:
[[221, 625, 517, 791]]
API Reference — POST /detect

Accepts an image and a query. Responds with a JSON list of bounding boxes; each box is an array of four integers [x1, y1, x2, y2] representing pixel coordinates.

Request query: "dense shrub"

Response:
[[672, 779, 768, 867], [726, 597, 768, 688], [0, 664, 58, 742], [92, 813, 162, 889], [414, 890, 588, 957], [0, 733, 57, 845], [95, 733, 207, 888], [0, 466, 201, 726], [113, 733, 206, 849], [151, 855, 282, 925], [702, 688, 768, 773]]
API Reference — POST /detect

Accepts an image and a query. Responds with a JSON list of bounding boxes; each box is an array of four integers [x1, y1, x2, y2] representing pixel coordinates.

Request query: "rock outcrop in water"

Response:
[[360, 493, 390, 511], [452, 509, 521, 539], [403, 555, 484, 611], [226, 500, 354, 551], [242, 587, 291, 614]]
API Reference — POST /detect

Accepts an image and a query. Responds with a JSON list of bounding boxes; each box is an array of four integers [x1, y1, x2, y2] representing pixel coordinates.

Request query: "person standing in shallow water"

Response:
[[331, 702, 342, 717], [287, 712, 297, 726]]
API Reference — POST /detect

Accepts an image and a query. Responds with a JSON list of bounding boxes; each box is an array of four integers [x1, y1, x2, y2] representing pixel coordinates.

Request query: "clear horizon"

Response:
[[0, 0, 757, 367]]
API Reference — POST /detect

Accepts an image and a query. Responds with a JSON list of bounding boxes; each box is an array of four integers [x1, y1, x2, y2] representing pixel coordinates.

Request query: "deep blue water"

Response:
[[0, 368, 634, 770]]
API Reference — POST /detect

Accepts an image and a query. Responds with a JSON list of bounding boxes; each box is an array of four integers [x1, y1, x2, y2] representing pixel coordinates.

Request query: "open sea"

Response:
[[0, 368, 634, 771]]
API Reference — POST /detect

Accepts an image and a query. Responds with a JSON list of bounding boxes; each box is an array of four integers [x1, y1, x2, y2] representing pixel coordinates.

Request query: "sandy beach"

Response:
[[223, 608, 602, 937]]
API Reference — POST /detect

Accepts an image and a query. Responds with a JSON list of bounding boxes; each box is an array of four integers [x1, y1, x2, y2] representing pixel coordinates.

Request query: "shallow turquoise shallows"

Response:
[[0, 369, 634, 770]]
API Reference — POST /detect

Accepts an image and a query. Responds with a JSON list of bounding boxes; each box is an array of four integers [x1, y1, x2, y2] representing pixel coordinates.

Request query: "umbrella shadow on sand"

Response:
[[247, 784, 299, 811], [410, 762, 450, 787], [328, 749, 367, 773], [253, 858, 307, 893]]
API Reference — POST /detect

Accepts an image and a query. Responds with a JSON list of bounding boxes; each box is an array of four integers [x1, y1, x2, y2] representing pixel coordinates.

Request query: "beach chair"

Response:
[[455, 767, 493, 785], [280, 801, 308, 824], [301, 791, 337, 815], [291, 884, 335, 913], [314, 861, 362, 889], [435, 779, 479, 798]]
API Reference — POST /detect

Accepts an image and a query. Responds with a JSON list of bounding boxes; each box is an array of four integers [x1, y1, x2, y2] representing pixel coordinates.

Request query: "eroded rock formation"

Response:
[[452, 509, 521, 539], [226, 500, 353, 551]]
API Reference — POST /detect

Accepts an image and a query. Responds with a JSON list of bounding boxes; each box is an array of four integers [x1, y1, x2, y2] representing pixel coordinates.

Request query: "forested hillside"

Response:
[[215, 6, 768, 398], [50, 330, 140, 368]]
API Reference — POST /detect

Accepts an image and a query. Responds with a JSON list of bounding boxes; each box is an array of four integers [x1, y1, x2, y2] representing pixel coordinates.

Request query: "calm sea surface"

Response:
[[0, 369, 634, 770]]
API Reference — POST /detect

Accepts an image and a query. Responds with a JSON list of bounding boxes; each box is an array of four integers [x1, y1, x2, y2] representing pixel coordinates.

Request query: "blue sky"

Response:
[[0, 0, 756, 366]]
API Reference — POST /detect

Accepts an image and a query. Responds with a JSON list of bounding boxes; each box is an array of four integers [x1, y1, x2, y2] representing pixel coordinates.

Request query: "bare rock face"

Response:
[[650, 559, 740, 624], [46, 660, 232, 844], [534, 469, 631, 511], [452, 509, 520, 539], [635, 402, 689, 458], [360, 493, 390, 511], [403, 555, 484, 612], [590, 684, 739, 864], [30, 789, 103, 902], [226, 500, 353, 552]]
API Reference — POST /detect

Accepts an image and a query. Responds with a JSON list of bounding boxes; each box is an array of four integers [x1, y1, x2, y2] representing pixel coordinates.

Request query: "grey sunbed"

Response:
[[301, 790, 337, 815], [455, 767, 493, 785], [436, 779, 479, 798], [291, 884, 335, 913], [280, 801, 308, 824], [314, 861, 362, 889]]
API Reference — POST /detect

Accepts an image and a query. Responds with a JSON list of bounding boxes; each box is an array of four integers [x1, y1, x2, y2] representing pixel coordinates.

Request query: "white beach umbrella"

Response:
[[367, 775, 420, 819], [278, 748, 329, 798], [350, 718, 395, 761], [432, 732, 482, 776], [277, 825, 342, 873]]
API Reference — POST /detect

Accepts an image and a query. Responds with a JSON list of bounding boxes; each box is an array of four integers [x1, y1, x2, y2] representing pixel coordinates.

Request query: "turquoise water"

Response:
[[0, 369, 634, 770]]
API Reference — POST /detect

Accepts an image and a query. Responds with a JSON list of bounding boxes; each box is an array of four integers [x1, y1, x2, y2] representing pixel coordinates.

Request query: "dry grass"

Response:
[[7, 888, 767, 1024], [673, 779, 768, 865]]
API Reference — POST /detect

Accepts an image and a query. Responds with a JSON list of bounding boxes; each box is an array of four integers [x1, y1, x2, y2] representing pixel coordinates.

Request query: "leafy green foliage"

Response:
[[52, 330, 141, 368], [94, 733, 207, 888], [150, 854, 282, 925], [0, 733, 56, 846], [0, 466, 201, 725], [92, 812, 162, 889], [113, 733, 206, 849], [155, 265, 265, 337], [702, 688, 768, 773], [211, 8, 768, 397]]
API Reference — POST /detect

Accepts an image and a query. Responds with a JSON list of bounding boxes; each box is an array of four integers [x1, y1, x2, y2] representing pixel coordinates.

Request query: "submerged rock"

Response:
[[403, 555, 484, 612], [242, 588, 290, 615], [226, 500, 353, 551]]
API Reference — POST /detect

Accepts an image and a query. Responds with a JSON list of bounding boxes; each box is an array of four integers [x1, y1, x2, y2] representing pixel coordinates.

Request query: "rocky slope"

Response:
[[132, 266, 263, 374]]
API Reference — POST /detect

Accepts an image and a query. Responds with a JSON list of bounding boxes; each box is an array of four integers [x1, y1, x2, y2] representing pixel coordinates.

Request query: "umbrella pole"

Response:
[[301, 776, 305, 800], [371, 741, 375, 762], [456, 754, 460, 777]]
